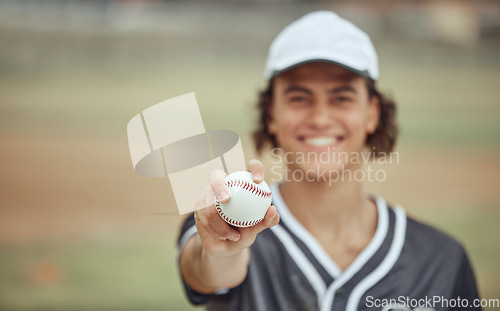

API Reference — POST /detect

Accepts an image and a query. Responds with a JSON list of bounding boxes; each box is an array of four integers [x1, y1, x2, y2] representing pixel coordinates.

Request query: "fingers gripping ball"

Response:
[[215, 171, 272, 227]]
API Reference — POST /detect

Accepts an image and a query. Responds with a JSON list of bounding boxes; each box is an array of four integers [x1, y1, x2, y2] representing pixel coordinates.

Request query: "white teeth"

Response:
[[304, 137, 337, 147]]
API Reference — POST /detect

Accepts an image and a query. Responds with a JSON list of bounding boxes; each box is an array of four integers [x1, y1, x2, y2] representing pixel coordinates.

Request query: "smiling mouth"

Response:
[[302, 136, 344, 147]]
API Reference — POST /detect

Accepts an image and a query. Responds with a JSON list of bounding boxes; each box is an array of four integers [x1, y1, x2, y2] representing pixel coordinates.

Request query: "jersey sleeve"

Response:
[[451, 245, 482, 310], [176, 213, 215, 305]]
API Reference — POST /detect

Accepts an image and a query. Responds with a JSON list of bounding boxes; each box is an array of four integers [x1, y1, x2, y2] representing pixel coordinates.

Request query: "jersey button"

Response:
[[334, 287, 346, 300]]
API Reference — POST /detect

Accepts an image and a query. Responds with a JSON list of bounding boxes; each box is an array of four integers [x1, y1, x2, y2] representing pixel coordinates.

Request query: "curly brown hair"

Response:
[[252, 78, 398, 158]]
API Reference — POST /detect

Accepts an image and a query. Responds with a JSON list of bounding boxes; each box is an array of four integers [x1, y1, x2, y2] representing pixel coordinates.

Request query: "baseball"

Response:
[[215, 171, 272, 227]]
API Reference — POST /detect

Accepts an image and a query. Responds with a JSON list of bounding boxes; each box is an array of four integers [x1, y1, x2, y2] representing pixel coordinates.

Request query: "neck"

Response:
[[279, 167, 376, 239]]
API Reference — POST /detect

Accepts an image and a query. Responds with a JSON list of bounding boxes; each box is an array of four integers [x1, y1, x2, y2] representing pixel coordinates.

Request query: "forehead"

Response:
[[275, 62, 361, 85]]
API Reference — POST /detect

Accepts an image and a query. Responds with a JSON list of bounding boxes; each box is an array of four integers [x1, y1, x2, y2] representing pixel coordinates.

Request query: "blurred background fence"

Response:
[[1, 0, 499, 310]]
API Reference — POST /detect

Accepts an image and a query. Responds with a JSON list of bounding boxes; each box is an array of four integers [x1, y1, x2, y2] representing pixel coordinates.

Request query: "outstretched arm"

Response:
[[179, 160, 280, 294]]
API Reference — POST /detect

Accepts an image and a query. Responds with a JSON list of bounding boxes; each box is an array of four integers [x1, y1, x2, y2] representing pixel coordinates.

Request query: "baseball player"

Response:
[[177, 11, 481, 311]]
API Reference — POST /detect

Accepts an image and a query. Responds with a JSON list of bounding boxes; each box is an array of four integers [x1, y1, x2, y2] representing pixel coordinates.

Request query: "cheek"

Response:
[[344, 109, 369, 138], [274, 113, 296, 137], [272, 111, 302, 146]]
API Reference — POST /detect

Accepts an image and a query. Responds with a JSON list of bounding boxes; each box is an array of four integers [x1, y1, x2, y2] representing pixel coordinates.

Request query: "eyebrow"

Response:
[[328, 86, 356, 94], [284, 85, 356, 94], [284, 86, 312, 94]]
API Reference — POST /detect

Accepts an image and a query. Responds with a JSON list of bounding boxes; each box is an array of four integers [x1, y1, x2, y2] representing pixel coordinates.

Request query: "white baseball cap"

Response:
[[264, 11, 379, 81]]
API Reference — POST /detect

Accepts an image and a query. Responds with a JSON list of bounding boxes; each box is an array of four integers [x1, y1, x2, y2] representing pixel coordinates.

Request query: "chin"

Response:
[[284, 162, 346, 184]]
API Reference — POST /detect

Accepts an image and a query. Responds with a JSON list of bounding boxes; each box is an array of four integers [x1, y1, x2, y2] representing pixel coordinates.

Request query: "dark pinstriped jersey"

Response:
[[177, 184, 481, 311]]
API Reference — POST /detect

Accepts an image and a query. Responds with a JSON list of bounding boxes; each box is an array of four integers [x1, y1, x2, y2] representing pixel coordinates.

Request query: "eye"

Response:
[[286, 94, 310, 107], [332, 95, 353, 105], [290, 96, 308, 102]]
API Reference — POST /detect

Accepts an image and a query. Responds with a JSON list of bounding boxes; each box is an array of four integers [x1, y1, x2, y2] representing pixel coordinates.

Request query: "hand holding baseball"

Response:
[[193, 159, 280, 257]]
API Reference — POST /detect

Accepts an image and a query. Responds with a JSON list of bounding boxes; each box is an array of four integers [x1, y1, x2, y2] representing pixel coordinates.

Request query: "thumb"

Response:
[[247, 205, 280, 236]]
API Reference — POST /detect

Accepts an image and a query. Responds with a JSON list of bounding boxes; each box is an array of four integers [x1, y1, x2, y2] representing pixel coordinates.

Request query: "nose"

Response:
[[309, 101, 331, 129]]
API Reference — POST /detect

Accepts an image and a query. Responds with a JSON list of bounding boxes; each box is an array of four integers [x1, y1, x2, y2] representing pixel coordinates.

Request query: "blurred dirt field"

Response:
[[1, 2, 500, 310]]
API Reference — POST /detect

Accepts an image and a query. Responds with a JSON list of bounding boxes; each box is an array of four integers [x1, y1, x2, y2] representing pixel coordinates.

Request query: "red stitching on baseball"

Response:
[[224, 179, 272, 199], [215, 198, 264, 228]]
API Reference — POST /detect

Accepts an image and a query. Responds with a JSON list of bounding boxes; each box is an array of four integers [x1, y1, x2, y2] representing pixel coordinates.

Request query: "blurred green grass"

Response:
[[0, 236, 202, 311], [1, 63, 499, 149]]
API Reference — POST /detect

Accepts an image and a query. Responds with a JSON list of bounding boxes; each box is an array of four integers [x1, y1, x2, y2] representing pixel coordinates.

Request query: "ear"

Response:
[[366, 95, 380, 134]]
